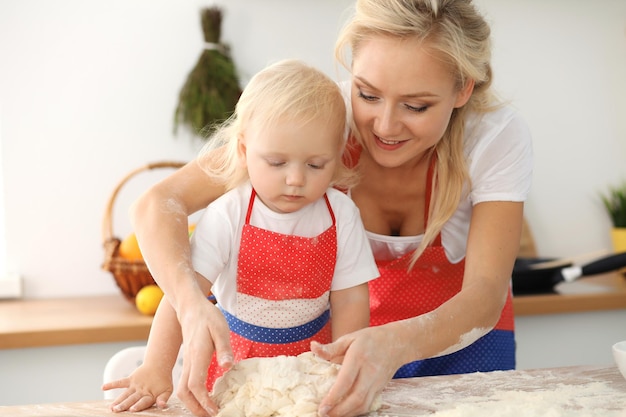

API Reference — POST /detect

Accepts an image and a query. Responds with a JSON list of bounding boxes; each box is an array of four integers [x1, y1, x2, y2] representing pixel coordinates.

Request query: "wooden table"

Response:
[[2, 366, 624, 416]]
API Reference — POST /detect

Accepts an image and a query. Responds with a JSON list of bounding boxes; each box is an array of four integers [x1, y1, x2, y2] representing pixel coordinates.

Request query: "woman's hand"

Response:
[[175, 295, 233, 417], [102, 364, 173, 413], [312, 324, 405, 417]]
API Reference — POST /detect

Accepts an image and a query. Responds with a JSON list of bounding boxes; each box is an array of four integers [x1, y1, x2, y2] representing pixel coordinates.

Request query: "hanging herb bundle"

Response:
[[174, 6, 241, 138]]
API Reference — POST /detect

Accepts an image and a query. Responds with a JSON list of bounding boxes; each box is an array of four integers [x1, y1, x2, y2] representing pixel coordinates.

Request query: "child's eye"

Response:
[[357, 89, 377, 102], [308, 163, 324, 170], [267, 160, 285, 167]]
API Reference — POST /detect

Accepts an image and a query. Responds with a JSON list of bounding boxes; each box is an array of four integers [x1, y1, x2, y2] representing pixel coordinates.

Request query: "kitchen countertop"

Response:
[[1, 271, 625, 350], [513, 271, 626, 315], [1, 365, 624, 416], [0, 293, 152, 349]]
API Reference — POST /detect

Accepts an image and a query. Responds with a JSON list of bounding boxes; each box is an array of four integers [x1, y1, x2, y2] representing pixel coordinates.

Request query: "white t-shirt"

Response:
[[190, 181, 380, 327]]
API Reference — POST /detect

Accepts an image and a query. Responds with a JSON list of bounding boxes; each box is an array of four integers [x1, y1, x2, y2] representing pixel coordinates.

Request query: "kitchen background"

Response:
[[2, 0, 626, 298], [0, 0, 625, 407]]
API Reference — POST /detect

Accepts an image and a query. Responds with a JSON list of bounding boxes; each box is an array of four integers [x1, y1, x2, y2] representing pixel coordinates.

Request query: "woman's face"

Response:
[[351, 35, 473, 169]]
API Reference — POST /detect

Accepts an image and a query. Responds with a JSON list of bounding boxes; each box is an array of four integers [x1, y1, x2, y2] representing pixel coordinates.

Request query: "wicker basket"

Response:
[[102, 161, 186, 302]]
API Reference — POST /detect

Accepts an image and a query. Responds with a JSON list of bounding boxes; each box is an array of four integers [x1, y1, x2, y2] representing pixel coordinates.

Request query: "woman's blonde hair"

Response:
[[199, 59, 356, 191], [335, 0, 499, 265]]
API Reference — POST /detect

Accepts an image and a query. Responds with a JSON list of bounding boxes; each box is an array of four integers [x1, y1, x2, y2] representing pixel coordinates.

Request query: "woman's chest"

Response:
[[352, 180, 426, 237]]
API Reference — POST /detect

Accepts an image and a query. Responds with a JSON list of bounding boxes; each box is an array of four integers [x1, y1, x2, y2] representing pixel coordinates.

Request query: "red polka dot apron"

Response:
[[369, 155, 515, 378], [206, 189, 336, 389]]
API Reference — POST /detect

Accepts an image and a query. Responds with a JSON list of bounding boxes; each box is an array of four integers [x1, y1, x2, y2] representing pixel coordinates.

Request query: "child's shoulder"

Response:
[[326, 186, 351, 200], [326, 187, 358, 212], [208, 182, 252, 210]]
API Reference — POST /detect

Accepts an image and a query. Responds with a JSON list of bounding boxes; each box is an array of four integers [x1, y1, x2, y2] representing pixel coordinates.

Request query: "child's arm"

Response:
[[329, 283, 370, 340], [102, 294, 182, 412], [102, 273, 214, 413]]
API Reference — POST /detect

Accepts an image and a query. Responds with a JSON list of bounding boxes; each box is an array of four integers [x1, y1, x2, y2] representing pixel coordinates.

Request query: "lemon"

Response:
[[135, 284, 164, 315], [119, 233, 143, 261]]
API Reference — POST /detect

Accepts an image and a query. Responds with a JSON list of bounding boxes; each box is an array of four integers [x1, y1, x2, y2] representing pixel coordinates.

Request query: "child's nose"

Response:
[[285, 166, 305, 186]]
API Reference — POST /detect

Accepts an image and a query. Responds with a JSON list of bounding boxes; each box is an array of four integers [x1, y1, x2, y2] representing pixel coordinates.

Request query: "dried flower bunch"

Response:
[[174, 6, 241, 138]]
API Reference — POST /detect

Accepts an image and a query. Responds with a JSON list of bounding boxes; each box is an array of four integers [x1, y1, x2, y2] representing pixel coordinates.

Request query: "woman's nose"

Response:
[[375, 103, 401, 137]]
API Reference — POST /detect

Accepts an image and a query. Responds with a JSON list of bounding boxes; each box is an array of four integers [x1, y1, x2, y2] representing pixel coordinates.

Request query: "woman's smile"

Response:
[[375, 134, 409, 150]]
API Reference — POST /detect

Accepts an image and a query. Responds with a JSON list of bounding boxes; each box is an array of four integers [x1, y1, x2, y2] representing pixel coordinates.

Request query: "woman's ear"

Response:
[[454, 78, 475, 108]]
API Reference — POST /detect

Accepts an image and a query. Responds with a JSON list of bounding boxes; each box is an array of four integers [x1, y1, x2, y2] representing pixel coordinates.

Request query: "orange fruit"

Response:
[[135, 284, 164, 315], [119, 233, 143, 261]]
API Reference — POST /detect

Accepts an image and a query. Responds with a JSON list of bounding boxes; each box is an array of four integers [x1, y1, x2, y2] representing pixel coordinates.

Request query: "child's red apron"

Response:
[[206, 189, 336, 389], [368, 155, 515, 377]]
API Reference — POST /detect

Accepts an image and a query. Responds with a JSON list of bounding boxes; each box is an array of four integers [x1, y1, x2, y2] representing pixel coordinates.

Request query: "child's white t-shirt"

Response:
[[191, 181, 379, 327]]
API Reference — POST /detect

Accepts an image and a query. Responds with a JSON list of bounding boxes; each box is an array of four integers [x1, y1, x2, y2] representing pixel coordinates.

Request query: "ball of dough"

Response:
[[211, 352, 382, 417]]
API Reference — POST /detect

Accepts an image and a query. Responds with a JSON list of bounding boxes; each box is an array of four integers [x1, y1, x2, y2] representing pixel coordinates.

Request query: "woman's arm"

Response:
[[130, 156, 231, 417], [398, 200, 523, 360], [130, 158, 223, 309], [315, 200, 523, 417]]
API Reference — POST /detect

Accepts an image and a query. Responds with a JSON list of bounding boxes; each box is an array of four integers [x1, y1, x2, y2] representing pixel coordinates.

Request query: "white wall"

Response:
[[0, 0, 625, 299], [0, 341, 141, 406], [515, 310, 626, 370], [480, 0, 626, 258]]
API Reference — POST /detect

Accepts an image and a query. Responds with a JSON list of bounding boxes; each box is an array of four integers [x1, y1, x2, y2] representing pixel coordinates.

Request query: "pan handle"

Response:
[[582, 251, 626, 275], [560, 251, 626, 282]]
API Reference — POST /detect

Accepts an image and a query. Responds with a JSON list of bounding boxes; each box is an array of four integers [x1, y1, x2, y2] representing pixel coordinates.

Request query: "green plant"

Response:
[[600, 181, 626, 227]]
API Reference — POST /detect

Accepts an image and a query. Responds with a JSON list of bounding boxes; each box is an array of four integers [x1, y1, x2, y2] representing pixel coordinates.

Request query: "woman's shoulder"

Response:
[[466, 104, 528, 138], [464, 105, 532, 153]]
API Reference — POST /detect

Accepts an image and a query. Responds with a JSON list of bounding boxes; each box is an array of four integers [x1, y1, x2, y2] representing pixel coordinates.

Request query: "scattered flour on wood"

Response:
[[426, 381, 625, 417], [376, 368, 626, 417]]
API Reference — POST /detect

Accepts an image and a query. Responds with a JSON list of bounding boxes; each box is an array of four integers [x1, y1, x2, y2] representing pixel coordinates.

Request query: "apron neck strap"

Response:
[[246, 188, 335, 226]]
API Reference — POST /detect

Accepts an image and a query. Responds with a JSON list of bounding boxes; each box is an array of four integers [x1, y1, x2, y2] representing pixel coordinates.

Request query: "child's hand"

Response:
[[102, 364, 173, 413]]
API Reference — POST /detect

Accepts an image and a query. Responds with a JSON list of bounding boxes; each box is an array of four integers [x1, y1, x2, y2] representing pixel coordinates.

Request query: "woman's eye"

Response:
[[357, 89, 377, 102], [406, 104, 428, 113]]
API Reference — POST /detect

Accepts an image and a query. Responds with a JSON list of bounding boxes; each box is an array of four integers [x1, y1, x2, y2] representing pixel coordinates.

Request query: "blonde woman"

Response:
[[130, 1, 532, 416]]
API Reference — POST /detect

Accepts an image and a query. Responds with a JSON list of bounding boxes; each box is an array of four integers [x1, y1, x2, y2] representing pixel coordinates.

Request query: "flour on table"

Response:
[[427, 381, 626, 417], [211, 352, 382, 417], [375, 368, 626, 417]]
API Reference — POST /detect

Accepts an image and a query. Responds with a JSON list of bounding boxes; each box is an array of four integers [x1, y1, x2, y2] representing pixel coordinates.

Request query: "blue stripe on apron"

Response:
[[219, 305, 330, 344], [394, 329, 516, 378]]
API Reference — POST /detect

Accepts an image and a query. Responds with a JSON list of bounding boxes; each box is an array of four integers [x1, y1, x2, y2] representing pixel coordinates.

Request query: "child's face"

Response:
[[239, 115, 340, 214]]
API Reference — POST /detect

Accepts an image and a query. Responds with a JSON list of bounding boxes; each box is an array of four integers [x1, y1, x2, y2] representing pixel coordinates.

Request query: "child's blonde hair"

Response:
[[200, 59, 357, 191]]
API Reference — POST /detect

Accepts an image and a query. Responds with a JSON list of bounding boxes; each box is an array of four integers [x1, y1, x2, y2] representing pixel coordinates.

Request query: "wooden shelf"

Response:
[[513, 271, 626, 316], [0, 294, 152, 349], [1, 271, 624, 349]]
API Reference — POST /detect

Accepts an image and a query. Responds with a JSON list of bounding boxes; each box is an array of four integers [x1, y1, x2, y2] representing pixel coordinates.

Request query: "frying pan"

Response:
[[512, 251, 626, 294]]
